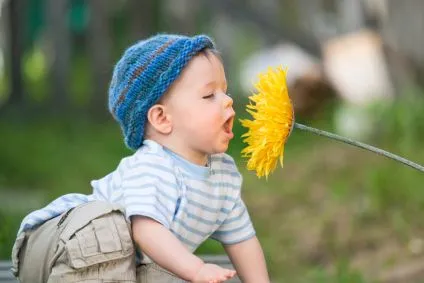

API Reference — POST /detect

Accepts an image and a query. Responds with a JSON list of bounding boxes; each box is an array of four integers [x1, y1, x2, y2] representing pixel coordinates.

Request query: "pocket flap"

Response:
[[93, 217, 122, 253], [65, 212, 134, 269], [76, 224, 100, 257]]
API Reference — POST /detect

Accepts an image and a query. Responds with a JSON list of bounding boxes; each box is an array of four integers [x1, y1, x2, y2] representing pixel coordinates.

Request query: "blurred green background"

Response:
[[1, 0, 424, 282]]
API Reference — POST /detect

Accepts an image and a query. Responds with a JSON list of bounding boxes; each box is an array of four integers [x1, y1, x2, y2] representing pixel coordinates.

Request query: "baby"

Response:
[[12, 34, 270, 283]]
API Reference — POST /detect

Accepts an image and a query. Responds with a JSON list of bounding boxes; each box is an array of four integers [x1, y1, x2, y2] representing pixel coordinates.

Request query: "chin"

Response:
[[213, 142, 230, 154]]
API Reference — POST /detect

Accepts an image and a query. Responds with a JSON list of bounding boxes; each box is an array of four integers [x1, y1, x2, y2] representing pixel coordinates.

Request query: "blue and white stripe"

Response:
[[17, 140, 255, 256]]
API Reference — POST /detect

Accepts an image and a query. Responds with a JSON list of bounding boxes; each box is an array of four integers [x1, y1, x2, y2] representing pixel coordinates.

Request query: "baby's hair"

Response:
[[199, 48, 222, 63]]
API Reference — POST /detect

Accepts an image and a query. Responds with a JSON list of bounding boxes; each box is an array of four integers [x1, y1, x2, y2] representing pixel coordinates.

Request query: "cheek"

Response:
[[198, 109, 221, 129], [184, 108, 201, 123], [173, 103, 195, 124], [178, 103, 221, 131]]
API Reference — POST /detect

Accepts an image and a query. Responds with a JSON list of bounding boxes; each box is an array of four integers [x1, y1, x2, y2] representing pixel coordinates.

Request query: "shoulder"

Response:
[[120, 141, 177, 181]]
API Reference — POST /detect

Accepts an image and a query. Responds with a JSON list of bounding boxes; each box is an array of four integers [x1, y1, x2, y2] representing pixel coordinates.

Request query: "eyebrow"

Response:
[[203, 81, 227, 90]]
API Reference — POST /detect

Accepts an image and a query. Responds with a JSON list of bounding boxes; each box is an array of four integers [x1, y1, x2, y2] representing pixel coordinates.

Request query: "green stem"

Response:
[[294, 122, 424, 173]]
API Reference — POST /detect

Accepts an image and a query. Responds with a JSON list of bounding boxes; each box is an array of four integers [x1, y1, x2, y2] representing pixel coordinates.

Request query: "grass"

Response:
[[1, 95, 424, 282]]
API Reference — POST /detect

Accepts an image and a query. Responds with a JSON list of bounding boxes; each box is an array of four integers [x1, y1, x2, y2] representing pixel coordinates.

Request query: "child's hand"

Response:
[[192, 263, 236, 283]]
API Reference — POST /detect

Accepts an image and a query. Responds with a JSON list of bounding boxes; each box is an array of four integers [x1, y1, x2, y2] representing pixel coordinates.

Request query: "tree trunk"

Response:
[[381, 0, 424, 90], [87, 0, 112, 117], [127, 0, 162, 42], [6, 0, 25, 108], [45, 0, 71, 113], [163, 0, 199, 34]]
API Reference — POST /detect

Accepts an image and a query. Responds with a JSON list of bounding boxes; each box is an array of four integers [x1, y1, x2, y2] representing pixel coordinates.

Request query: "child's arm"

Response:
[[224, 236, 270, 283], [132, 216, 236, 282]]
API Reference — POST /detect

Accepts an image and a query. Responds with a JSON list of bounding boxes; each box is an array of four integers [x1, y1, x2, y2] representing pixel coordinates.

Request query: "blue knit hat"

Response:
[[108, 34, 216, 150]]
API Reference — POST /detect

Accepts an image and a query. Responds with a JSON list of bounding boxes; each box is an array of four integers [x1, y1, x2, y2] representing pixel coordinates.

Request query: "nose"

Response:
[[224, 94, 233, 108]]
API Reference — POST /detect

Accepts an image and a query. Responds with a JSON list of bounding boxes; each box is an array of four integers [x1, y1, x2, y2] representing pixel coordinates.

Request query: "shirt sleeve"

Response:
[[211, 197, 256, 245], [121, 158, 180, 229]]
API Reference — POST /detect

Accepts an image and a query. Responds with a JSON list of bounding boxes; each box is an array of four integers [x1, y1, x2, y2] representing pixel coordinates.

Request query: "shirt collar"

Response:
[[143, 139, 211, 179]]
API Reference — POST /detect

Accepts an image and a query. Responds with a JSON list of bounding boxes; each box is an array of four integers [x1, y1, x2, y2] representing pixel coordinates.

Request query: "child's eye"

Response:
[[203, 93, 215, 99]]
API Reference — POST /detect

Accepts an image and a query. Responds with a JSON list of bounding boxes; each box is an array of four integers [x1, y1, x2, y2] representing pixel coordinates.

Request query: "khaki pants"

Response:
[[11, 201, 185, 283]]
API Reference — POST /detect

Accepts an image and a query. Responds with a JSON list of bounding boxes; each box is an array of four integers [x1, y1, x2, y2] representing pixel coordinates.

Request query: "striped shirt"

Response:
[[18, 140, 255, 255]]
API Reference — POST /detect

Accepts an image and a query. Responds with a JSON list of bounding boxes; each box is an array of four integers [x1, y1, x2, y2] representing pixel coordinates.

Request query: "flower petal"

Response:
[[241, 66, 294, 178]]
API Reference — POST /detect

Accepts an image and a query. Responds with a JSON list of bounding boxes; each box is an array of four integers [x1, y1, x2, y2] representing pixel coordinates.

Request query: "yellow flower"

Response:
[[240, 68, 424, 176], [240, 66, 294, 178]]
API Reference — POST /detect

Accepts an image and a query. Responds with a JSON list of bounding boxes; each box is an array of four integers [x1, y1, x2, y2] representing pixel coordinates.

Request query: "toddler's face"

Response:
[[165, 50, 235, 161]]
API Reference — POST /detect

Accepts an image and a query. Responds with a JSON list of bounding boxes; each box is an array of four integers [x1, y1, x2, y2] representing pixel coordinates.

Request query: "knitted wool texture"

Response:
[[109, 34, 216, 150]]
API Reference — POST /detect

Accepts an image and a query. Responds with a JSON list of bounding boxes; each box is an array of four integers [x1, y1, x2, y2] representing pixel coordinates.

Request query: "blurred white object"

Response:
[[240, 43, 335, 117], [322, 29, 394, 139], [240, 43, 320, 93], [334, 103, 375, 140], [322, 29, 394, 106]]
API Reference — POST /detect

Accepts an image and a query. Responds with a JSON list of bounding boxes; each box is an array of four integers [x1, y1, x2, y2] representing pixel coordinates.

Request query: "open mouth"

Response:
[[223, 116, 234, 135]]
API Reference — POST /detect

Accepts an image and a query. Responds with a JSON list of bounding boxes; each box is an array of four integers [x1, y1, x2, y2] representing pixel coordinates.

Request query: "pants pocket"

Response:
[[50, 210, 136, 282], [67, 212, 133, 268]]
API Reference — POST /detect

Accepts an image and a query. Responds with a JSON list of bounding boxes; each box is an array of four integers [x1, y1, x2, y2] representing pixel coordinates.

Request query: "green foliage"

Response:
[[23, 47, 48, 103], [0, 69, 8, 105], [1, 91, 424, 282], [305, 261, 370, 283]]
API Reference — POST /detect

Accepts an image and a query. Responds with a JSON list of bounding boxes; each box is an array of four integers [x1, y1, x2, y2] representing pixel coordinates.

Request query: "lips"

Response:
[[223, 115, 234, 138]]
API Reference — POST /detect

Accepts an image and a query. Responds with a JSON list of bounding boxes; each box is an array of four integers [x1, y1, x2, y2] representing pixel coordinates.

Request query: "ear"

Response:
[[147, 104, 172, 135]]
